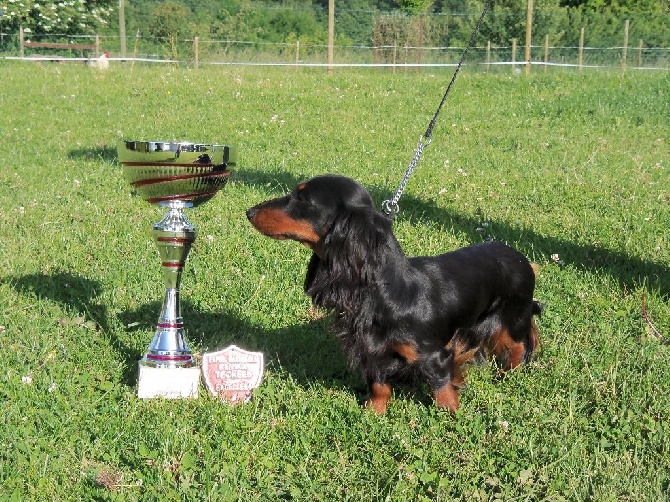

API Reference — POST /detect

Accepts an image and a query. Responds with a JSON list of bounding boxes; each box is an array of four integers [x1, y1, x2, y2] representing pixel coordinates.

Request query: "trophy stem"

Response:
[[141, 202, 197, 368]]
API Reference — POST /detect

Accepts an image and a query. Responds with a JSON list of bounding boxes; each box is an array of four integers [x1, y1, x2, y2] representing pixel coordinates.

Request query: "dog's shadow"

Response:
[[233, 167, 670, 300]]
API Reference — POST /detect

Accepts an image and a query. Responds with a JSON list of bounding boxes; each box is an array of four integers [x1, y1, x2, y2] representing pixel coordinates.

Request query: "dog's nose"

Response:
[[246, 207, 256, 221]]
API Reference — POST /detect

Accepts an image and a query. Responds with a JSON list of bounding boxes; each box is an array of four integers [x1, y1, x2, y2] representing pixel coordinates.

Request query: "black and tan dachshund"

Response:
[[247, 175, 541, 414]]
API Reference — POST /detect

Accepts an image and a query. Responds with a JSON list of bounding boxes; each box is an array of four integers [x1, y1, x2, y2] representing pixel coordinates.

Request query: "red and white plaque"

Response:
[[202, 345, 264, 404]]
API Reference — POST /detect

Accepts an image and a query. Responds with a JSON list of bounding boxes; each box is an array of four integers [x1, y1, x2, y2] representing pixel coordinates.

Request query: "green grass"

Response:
[[0, 61, 669, 500]]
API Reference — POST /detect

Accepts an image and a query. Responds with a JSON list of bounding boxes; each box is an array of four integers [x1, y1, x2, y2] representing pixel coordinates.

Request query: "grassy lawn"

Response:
[[0, 61, 668, 500]]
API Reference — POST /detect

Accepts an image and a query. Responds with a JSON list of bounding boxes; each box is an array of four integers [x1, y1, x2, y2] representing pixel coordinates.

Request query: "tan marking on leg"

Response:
[[365, 382, 392, 414], [444, 338, 479, 389], [487, 328, 525, 370], [433, 383, 460, 412]]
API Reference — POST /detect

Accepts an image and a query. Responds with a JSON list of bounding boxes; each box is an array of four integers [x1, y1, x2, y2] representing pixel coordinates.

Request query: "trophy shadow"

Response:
[[233, 166, 670, 300], [67, 146, 118, 163], [8, 270, 358, 394], [8, 271, 141, 385]]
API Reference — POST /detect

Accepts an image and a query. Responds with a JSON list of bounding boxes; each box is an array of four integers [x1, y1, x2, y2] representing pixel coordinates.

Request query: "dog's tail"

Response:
[[532, 300, 543, 317]]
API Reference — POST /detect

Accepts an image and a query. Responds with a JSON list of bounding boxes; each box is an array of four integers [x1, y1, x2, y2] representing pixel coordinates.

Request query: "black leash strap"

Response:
[[382, 0, 493, 218]]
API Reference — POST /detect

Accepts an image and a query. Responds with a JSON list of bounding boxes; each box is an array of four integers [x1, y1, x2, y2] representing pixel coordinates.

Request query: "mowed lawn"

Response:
[[0, 61, 668, 500]]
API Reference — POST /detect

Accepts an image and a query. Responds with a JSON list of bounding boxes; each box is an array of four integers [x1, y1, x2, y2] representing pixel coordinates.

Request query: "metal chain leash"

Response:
[[382, 0, 493, 218]]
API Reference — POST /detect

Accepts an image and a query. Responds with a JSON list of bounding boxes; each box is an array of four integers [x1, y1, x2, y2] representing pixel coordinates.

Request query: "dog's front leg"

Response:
[[365, 381, 392, 414], [432, 383, 460, 412], [424, 350, 462, 412]]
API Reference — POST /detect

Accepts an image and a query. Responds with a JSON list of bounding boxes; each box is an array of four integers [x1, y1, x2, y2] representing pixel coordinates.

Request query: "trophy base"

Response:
[[137, 363, 200, 399]]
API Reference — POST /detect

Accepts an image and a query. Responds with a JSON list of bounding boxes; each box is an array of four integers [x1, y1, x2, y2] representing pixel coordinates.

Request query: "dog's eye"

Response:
[[295, 190, 309, 203]]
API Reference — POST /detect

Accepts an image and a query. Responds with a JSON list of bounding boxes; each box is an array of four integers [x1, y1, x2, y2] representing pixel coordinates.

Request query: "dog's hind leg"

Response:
[[487, 327, 527, 370], [488, 303, 541, 370]]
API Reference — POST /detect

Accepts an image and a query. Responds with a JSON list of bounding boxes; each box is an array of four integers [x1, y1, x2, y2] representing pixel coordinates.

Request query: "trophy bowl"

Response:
[[118, 140, 236, 206], [117, 140, 237, 398]]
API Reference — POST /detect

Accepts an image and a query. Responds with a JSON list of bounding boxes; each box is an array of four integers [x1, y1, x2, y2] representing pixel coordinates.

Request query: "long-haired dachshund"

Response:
[[247, 175, 541, 414]]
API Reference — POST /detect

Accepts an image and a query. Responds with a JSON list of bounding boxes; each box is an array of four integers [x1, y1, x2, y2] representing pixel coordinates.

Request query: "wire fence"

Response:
[[3, 32, 669, 73]]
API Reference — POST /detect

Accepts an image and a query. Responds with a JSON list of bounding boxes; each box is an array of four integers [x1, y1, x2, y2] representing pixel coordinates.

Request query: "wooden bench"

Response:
[[24, 42, 97, 53], [19, 29, 100, 60]]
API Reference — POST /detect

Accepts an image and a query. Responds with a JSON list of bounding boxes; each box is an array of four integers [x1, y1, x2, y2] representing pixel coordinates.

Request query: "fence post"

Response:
[[296, 40, 300, 67], [19, 25, 24, 58], [511, 38, 517, 74], [417, 16, 423, 74], [622, 19, 629, 74], [525, 0, 533, 76], [95, 34, 100, 56], [327, 0, 334, 75], [486, 40, 490, 73], [404, 42, 408, 73], [119, 0, 127, 59], [578, 27, 584, 70], [637, 39, 643, 67], [373, 25, 378, 65], [130, 29, 139, 71], [194, 36, 199, 69], [544, 34, 549, 73]]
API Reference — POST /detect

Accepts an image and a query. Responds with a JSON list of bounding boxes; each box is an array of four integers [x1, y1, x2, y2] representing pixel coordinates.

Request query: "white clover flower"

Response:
[[22, 375, 33, 385]]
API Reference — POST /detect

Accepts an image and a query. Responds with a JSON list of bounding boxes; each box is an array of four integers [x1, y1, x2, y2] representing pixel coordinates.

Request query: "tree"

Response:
[[147, 1, 190, 40], [396, 0, 434, 14], [0, 0, 114, 36]]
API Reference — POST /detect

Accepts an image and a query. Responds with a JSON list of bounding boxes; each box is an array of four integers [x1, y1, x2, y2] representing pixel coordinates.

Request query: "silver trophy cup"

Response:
[[118, 140, 237, 397]]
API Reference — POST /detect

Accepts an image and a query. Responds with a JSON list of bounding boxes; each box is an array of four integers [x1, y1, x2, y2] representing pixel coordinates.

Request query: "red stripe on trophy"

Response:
[[162, 261, 184, 268], [157, 322, 183, 329], [147, 189, 219, 204], [157, 237, 195, 243], [122, 162, 215, 167], [131, 170, 230, 188], [132, 173, 211, 188], [146, 354, 193, 362]]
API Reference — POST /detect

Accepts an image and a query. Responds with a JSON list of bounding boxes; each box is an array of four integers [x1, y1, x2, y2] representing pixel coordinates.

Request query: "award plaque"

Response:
[[202, 345, 264, 404]]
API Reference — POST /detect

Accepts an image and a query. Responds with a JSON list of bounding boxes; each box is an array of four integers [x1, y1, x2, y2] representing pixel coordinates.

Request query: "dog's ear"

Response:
[[306, 208, 396, 310], [304, 253, 321, 293]]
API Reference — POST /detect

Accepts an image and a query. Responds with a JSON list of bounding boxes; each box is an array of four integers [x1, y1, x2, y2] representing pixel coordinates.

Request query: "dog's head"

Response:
[[247, 175, 399, 310], [246, 175, 377, 255]]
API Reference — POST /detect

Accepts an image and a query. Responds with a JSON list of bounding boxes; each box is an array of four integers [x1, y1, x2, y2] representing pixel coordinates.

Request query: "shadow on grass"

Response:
[[232, 166, 670, 299], [9, 272, 142, 386], [116, 299, 358, 392], [9, 271, 360, 396], [68, 146, 118, 164]]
